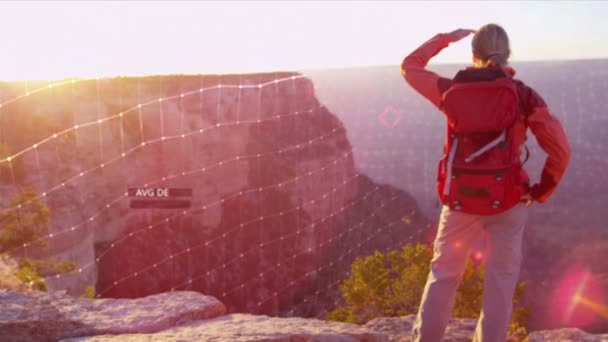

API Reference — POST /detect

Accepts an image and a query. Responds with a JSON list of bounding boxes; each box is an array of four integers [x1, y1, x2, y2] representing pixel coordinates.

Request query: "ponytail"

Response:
[[472, 24, 511, 67]]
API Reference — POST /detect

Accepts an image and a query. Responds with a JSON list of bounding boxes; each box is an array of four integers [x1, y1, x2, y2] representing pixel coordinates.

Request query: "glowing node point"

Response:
[[101, 164, 104, 168], [53, 134, 57, 138], [161, 136, 165, 140], [181, 134, 185, 138], [199, 88, 203, 92], [138, 104, 142, 108], [199, 129, 203, 133], [121, 153, 125, 157], [26, 92, 30, 96], [274, 80, 279, 84], [42, 192, 46, 197], [180, 93, 184, 98], [158, 98, 163, 102], [80, 172, 84, 176], [258, 84, 262, 88], [120, 112, 123, 117], [98, 119, 102, 124], [291, 76, 296, 80], [239, 85, 243, 89]]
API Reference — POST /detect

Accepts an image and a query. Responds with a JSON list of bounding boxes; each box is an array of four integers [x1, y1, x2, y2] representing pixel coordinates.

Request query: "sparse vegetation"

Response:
[[0, 142, 26, 184], [82, 284, 96, 298], [0, 188, 77, 292], [327, 243, 529, 340], [0, 187, 50, 251], [0, 253, 30, 291]]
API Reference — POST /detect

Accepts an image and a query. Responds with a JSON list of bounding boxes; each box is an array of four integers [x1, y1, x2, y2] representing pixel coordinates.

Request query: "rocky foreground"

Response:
[[1, 291, 607, 342]]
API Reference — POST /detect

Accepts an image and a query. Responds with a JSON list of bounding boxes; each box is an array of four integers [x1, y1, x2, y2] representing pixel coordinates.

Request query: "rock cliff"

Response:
[[0, 72, 430, 317]]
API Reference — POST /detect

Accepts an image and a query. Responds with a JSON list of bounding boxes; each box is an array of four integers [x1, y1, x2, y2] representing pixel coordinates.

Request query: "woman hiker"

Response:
[[401, 23, 571, 341]]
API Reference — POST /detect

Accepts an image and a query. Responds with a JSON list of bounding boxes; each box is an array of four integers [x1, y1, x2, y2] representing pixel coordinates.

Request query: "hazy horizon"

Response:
[[2, 57, 607, 83]]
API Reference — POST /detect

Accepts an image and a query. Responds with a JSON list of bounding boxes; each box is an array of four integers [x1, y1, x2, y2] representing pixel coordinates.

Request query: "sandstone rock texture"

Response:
[[0, 290, 225, 341], [63, 314, 387, 342], [2, 290, 606, 342]]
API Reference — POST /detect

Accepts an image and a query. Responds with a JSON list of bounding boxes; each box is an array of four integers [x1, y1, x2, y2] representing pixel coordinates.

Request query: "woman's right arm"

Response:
[[401, 29, 474, 109]]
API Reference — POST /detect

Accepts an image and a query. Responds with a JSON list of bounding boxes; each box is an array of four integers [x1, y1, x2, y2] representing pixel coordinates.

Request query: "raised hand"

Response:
[[445, 29, 476, 43]]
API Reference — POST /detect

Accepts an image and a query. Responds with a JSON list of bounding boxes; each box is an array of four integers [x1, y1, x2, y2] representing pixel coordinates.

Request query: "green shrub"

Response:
[[0, 253, 29, 291], [0, 188, 78, 292], [0, 142, 26, 184], [53, 260, 77, 274], [0, 186, 50, 252], [327, 243, 528, 339], [82, 284, 96, 299], [15, 261, 47, 291]]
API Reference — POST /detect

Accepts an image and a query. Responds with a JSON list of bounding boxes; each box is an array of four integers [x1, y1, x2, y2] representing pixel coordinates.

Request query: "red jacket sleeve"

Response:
[[401, 33, 452, 108], [521, 88, 572, 203]]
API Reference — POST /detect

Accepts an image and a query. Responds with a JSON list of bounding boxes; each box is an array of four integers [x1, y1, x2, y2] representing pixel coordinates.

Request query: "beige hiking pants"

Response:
[[411, 202, 528, 342]]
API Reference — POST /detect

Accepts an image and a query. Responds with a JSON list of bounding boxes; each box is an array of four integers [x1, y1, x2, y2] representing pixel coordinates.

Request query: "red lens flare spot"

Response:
[[550, 267, 604, 328]]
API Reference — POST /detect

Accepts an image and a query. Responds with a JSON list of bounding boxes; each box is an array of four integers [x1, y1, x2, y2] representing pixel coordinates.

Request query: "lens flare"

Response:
[[550, 267, 604, 328]]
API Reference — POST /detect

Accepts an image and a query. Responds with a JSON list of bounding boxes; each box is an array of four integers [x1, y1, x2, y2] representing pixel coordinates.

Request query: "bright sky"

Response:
[[0, 1, 607, 81]]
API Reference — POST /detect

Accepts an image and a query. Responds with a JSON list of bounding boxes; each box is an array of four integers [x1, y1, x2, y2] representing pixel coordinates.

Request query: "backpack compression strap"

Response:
[[442, 137, 459, 196], [464, 130, 507, 163]]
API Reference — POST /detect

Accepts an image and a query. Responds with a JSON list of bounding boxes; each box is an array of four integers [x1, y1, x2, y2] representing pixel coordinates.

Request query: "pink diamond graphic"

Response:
[[378, 105, 403, 128]]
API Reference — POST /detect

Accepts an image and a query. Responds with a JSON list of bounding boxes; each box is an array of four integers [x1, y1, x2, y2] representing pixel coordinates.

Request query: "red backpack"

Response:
[[437, 76, 527, 215]]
